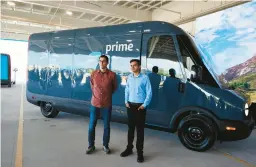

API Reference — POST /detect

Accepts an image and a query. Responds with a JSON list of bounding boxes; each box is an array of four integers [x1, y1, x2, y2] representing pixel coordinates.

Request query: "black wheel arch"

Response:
[[170, 106, 220, 133]]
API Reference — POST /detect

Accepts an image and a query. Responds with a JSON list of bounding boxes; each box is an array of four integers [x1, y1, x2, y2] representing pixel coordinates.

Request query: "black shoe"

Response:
[[103, 146, 111, 154], [120, 148, 133, 157], [86, 146, 95, 154], [137, 154, 144, 163]]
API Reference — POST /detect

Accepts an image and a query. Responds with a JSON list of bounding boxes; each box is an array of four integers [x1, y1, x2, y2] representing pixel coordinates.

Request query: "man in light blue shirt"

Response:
[[120, 59, 152, 163]]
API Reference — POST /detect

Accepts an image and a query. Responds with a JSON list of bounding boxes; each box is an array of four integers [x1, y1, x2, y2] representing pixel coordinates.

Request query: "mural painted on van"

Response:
[[195, 0, 256, 104]]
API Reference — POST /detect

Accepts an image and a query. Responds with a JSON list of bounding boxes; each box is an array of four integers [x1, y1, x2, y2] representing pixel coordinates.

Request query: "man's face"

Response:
[[130, 61, 140, 73], [99, 57, 108, 69]]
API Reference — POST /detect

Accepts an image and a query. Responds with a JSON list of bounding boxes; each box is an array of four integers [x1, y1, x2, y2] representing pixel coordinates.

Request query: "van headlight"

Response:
[[245, 103, 249, 116]]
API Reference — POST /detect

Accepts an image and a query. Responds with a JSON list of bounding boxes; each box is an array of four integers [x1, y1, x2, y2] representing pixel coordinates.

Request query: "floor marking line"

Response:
[[214, 147, 256, 167], [14, 84, 24, 167]]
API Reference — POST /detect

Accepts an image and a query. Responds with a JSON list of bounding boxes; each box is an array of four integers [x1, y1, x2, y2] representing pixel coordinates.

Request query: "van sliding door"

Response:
[[141, 33, 187, 127]]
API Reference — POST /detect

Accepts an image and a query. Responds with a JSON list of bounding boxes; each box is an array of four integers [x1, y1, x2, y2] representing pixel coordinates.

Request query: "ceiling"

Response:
[[1, 0, 249, 41]]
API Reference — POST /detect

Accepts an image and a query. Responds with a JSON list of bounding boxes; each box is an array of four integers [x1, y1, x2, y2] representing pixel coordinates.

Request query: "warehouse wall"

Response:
[[151, 0, 244, 35], [0, 39, 28, 83], [177, 21, 196, 36]]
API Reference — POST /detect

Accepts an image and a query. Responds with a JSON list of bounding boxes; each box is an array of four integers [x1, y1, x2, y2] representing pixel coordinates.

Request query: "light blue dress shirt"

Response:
[[125, 73, 152, 108]]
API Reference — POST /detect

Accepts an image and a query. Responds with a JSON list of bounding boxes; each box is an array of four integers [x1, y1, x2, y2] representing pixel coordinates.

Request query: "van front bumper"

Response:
[[218, 117, 255, 141]]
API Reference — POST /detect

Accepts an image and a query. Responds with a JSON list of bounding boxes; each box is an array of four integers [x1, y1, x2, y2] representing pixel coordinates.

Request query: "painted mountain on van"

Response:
[[219, 55, 256, 82], [218, 55, 256, 103]]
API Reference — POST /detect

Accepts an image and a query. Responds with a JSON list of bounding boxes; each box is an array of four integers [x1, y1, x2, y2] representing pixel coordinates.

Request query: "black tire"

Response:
[[250, 103, 256, 122], [177, 114, 217, 152], [40, 102, 59, 118], [8, 83, 11, 87]]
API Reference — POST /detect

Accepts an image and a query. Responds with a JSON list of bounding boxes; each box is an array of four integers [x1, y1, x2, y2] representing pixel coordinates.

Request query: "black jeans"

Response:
[[126, 102, 146, 154]]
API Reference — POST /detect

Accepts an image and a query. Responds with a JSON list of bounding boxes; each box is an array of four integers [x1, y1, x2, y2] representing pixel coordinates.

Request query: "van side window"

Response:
[[146, 35, 183, 83], [177, 37, 196, 80], [75, 35, 104, 70], [73, 35, 104, 97], [28, 39, 49, 91], [47, 32, 75, 98]]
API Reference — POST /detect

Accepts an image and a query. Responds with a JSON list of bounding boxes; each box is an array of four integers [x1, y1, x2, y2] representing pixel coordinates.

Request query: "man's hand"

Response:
[[126, 103, 130, 108], [138, 105, 145, 110]]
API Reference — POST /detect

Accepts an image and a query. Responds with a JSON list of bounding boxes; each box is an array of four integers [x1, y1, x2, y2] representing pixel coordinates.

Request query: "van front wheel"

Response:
[[177, 115, 217, 152], [40, 102, 59, 118]]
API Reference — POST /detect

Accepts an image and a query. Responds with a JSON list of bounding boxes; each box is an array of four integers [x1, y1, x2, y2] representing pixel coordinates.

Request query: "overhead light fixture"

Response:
[[66, 11, 73, 16], [7, 1, 16, 6]]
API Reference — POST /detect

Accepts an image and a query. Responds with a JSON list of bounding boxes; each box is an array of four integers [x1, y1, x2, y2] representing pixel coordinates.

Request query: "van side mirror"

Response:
[[190, 65, 202, 82]]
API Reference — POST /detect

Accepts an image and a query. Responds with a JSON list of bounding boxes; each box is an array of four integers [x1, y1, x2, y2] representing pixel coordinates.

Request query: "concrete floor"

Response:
[[1, 84, 256, 167]]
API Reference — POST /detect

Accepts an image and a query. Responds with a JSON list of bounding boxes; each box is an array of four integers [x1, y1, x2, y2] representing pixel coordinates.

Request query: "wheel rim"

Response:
[[41, 102, 53, 115], [181, 120, 212, 149], [188, 126, 204, 141]]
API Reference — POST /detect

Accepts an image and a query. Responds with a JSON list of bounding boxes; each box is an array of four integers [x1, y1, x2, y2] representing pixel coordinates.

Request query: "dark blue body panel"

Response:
[[26, 21, 254, 141]]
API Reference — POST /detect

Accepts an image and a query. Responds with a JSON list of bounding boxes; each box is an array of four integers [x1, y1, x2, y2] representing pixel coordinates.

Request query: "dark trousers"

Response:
[[126, 102, 146, 154], [88, 105, 112, 148]]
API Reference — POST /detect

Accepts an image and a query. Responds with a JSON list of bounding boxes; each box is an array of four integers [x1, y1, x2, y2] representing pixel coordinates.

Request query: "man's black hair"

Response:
[[152, 66, 158, 73], [169, 68, 176, 77], [130, 59, 141, 66], [99, 54, 109, 63]]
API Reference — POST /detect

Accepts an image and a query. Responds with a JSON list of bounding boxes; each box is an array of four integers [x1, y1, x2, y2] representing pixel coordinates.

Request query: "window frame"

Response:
[[176, 34, 220, 88], [176, 35, 198, 80]]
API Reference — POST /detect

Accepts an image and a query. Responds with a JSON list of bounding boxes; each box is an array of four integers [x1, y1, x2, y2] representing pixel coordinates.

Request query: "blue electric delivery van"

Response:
[[1, 53, 12, 87], [26, 21, 254, 152]]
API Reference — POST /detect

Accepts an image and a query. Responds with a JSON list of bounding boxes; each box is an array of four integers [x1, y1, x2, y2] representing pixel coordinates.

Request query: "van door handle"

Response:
[[178, 82, 185, 93]]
